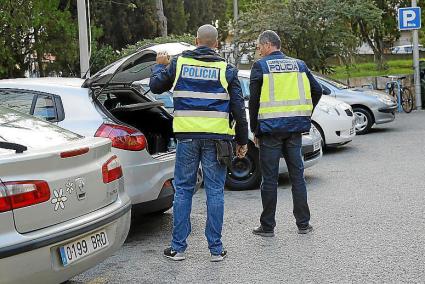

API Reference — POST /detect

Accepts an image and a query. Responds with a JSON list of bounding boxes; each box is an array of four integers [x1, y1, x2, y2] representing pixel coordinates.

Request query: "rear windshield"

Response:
[[0, 106, 81, 154]]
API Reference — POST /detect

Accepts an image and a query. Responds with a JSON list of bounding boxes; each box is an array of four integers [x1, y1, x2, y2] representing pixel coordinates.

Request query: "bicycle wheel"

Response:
[[401, 87, 414, 113]]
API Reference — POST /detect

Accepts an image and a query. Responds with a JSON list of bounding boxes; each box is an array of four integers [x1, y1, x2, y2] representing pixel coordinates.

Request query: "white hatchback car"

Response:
[[0, 106, 131, 284], [238, 70, 356, 148], [0, 43, 202, 214]]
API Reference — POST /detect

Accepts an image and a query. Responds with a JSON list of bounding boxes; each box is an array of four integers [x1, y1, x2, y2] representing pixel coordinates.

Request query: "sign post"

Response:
[[398, 4, 422, 109]]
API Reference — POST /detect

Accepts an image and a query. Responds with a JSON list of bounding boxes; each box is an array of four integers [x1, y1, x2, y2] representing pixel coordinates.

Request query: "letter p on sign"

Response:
[[398, 7, 421, 30]]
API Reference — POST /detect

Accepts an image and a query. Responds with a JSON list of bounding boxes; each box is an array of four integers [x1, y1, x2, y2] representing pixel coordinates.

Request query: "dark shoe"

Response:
[[298, 224, 313, 234], [252, 226, 275, 237], [211, 250, 227, 262], [163, 247, 185, 261]]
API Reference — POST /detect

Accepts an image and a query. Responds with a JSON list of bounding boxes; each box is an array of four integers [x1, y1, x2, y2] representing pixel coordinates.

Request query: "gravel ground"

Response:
[[71, 111, 425, 284]]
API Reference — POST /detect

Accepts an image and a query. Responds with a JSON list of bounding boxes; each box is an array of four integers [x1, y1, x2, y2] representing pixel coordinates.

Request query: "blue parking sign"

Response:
[[398, 7, 421, 30]]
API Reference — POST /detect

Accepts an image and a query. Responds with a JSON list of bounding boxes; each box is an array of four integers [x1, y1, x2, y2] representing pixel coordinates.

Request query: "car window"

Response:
[[321, 84, 331, 95], [0, 90, 36, 114], [33, 94, 57, 121]]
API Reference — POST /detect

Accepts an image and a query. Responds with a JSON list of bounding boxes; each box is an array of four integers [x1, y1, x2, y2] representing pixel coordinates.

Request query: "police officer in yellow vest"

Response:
[[249, 30, 323, 237], [150, 24, 248, 262]]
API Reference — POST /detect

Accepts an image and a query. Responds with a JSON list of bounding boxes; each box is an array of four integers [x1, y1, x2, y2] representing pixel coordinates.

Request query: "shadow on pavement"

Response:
[[126, 212, 173, 243]]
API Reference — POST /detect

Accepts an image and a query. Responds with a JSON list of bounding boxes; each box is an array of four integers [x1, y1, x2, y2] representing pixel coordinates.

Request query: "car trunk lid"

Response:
[[82, 42, 195, 89], [0, 137, 118, 233], [0, 107, 120, 233]]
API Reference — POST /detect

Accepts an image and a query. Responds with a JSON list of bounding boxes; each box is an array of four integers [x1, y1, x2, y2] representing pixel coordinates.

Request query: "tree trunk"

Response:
[[33, 29, 45, 77], [155, 0, 167, 37], [358, 20, 386, 71]]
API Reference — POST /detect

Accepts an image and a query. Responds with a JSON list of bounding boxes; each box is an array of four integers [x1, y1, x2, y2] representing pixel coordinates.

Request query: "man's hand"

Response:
[[156, 51, 170, 65], [254, 137, 260, 148], [236, 144, 248, 158]]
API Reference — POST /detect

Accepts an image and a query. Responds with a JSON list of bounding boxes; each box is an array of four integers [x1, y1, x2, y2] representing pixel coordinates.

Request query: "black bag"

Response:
[[215, 140, 234, 167]]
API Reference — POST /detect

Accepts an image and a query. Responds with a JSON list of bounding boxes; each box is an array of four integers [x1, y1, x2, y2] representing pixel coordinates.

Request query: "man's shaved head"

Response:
[[196, 24, 218, 48]]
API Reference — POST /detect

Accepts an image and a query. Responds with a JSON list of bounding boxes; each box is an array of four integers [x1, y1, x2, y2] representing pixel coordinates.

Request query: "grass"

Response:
[[329, 59, 417, 79]]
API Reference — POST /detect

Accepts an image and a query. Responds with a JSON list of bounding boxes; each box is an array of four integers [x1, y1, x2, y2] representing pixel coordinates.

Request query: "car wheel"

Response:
[[225, 143, 261, 190], [353, 107, 373, 135]]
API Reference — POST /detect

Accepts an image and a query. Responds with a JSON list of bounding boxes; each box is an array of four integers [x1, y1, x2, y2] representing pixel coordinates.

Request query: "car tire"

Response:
[[226, 143, 261, 191], [353, 107, 373, 135]]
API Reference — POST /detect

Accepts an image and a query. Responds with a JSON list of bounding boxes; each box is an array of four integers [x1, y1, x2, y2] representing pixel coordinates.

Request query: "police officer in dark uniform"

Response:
[[150, 24, 248, 261], [249, 30, 323, 237]]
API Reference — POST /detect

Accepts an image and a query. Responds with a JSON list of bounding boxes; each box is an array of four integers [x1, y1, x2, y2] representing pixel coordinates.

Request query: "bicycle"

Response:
[[384, 75, 414, 113]]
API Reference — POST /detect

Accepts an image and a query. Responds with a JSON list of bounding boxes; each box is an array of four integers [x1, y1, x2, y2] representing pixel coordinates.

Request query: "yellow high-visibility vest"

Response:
[[172, 57, 235, 136]]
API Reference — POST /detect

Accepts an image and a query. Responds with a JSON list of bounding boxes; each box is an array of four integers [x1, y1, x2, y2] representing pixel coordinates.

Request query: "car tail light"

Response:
[[95, 123, 147, 151], [102, 155, 123, 184], [0, 181, 50, 212], [60, 147, 89, 158]]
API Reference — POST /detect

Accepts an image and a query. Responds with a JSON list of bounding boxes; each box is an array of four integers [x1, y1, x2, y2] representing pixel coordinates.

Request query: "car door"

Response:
[[0, 89, 64, 123]]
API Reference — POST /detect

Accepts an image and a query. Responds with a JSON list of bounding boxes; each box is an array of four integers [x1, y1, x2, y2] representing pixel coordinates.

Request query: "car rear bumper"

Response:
[[0, 198, 131, 284], [117, 148, 175, 208]]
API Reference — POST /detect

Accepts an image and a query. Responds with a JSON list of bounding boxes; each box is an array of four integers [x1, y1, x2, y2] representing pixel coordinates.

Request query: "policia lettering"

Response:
[[181, 65, 219, 81], [257, 58, 313, 132], [172, 57, 235, 136]]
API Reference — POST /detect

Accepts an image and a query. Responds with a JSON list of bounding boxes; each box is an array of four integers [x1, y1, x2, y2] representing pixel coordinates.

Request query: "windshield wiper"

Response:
[[0, 142, 27, 153]]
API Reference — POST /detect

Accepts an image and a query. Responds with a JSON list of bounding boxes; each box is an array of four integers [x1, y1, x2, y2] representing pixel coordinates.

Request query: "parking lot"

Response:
[[69, 111, 425, 283]]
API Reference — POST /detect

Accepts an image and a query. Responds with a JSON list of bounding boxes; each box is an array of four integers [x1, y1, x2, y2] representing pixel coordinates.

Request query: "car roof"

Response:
[[0, 77, 84, 88], [0, 77, 88, 97]]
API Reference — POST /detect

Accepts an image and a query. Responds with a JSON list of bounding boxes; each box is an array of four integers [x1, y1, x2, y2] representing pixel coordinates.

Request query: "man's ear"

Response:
[[195, 38, 199, 46], [213, 40, 219, 49]]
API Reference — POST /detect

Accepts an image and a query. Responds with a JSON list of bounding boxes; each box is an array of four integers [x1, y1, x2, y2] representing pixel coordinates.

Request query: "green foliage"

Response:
[[163, 0, 188, 35], [183, 0, 227, 34], [0, 0, 78, 78], [237, 0, 359, 73], [331, 59, 415, 79], [120, 34, 195, 56], [90, 0, 161, 50]]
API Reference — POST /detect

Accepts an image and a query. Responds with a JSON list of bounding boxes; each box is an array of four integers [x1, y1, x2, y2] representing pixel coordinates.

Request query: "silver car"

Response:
[[0, 43, 201, 214], [0, 106, 131, 284], [315, 75, 397, 134]]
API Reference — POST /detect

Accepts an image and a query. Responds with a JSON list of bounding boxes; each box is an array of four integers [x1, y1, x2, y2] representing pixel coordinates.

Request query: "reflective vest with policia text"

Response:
[[257, 55, 313, 134], [172, 56, 235, 136]]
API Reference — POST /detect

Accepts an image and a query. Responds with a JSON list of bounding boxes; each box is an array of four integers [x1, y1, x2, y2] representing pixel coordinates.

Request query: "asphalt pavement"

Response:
[[71, 111, 425, 284]]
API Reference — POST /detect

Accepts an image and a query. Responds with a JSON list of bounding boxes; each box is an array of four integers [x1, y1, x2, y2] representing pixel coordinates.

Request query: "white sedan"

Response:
[[238, 70, 356, 148], [0, 106, 131, 283]]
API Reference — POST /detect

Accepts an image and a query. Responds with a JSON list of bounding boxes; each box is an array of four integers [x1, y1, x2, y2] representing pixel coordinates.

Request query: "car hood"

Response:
[[82, 42, 195, 88], [318, 95, 350, 109], [345, 87, 395, 102]]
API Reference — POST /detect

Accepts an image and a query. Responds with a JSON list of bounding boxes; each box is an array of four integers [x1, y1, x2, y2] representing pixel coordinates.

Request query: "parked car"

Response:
[[0, 43, 201, 214], [133, 75, 323, 191], [390, 44, 425, 54], [314, 74, 397, 135], [0, 106, 131, 284], [237, 70, 356, 148]]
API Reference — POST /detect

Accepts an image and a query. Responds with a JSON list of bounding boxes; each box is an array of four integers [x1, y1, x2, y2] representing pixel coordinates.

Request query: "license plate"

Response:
[[313, 141, 320, 152], [59, 230, 109, 266]]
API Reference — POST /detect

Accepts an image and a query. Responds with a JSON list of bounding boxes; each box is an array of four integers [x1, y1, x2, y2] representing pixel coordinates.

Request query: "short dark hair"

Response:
[[258, 30, 281, 49]]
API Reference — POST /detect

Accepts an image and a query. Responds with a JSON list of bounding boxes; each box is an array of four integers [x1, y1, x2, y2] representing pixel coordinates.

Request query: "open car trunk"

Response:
[[96, 88, 174, 156]]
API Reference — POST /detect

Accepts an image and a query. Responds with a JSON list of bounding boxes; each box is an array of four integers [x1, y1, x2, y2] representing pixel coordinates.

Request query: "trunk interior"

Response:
[[97, 88, 174, 155]]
